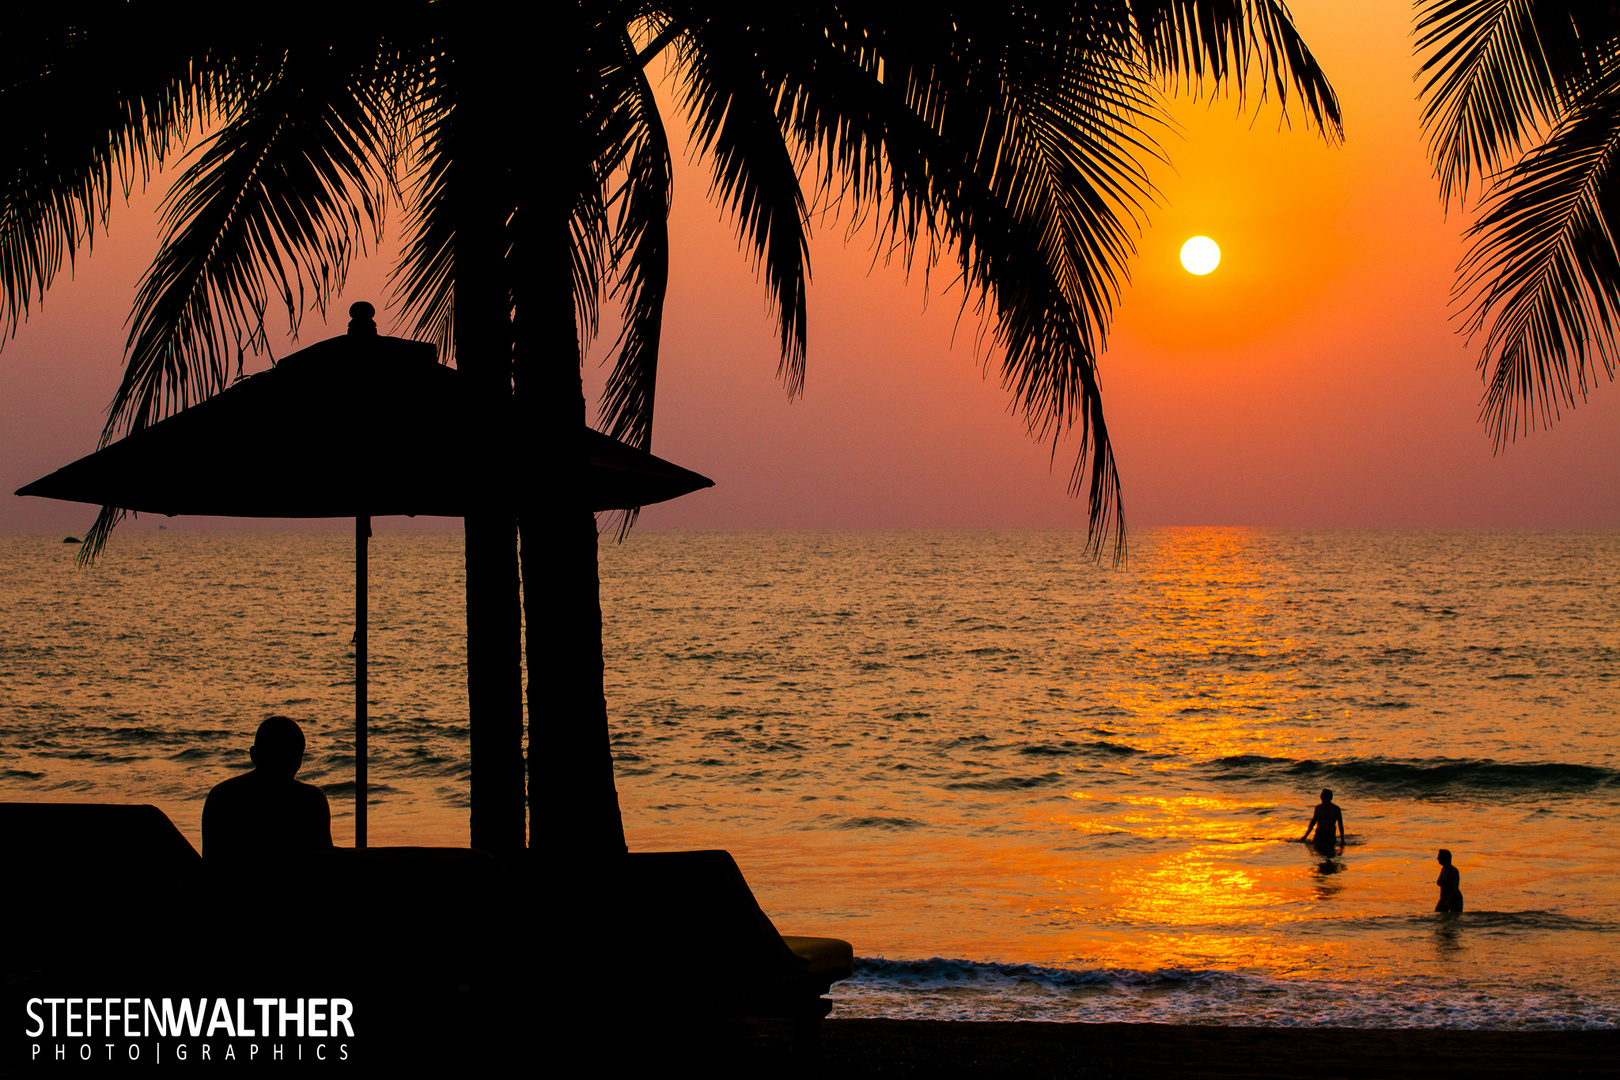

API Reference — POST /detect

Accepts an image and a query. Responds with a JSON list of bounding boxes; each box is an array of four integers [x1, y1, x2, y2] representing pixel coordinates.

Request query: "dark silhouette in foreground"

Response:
[[1300, 788, 1345, 850], [202, 716, 332, 860], [1436, 848, 1463, 912], [1, 799, 851, 1067]]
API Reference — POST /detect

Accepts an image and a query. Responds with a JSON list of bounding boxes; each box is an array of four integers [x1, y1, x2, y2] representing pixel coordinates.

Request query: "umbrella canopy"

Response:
[[18, 317, 712, 517], [17, 305, 713, 848]]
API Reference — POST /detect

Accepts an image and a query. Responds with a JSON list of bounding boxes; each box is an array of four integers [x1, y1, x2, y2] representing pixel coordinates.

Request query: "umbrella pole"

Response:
[[356, 514, 369, 848]]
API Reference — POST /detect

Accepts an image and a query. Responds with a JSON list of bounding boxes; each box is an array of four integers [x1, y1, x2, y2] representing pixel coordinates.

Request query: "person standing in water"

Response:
[[1300, 788, 1345, 848], [1435, 849, 1463, 912]]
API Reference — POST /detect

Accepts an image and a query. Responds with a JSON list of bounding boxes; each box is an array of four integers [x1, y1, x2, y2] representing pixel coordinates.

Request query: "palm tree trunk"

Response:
[[454, 29, 526, 858], [515, 8, 628, 865], [514, 325, 629, 866]]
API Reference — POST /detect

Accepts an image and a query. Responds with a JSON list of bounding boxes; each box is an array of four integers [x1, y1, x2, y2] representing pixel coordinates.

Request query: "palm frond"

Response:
[[0, 10, 212, 343], [598, 30, 673, 451], [675, 16, 812, 393], [1130, 0, 1342, 140], [730, 4, 1158, 554], [1413, 0, 1603, 205], [109, 41, 391, 438], [1455, 77, 1620, 446], [77, 504, 124, 566], [393, 78, 456, 356]]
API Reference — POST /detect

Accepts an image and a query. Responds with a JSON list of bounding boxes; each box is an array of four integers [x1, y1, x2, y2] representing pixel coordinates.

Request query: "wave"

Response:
[[832, 815, 926, 831], [835, 957, 1620, 1029], [1082, 740, 1143, 756], [89, 725, 174, 744], [851, 956, 1231, 992], [1322, 910, 1617, 934], [1209, 754, 1617, 795], [1457, 910, 1617, 931], [318, 780, 403, 797], [1012, 739, 1144, 759], [945, 772, 1066, 791]]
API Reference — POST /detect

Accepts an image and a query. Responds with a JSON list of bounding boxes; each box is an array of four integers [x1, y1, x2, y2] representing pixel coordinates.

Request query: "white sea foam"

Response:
[[833, 957, 1620, 1029]]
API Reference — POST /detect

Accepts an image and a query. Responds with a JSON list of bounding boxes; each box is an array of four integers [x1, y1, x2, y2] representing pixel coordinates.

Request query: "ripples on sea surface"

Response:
[[1, 528, 1616, 1028]]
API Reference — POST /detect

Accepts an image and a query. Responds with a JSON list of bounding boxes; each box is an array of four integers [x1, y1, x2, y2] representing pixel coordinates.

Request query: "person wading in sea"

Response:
[[1300, 788, 1345, 850], [1435, 849, 1463, 913], [202, 715, 333, 860]]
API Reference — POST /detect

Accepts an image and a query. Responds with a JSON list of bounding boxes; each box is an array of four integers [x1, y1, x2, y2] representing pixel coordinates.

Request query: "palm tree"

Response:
[[1415, 1, 1620, 445], [0, 3, 1339, 863]]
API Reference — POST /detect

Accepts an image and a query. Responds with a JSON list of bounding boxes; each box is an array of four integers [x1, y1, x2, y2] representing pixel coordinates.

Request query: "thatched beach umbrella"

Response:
[[17, 303, 712, 844]]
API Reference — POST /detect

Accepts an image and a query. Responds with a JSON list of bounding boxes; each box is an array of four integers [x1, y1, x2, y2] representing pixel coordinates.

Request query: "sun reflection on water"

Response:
[[1107, 845, 1283, 923], [1074, 932, 1346, 979], [1095, 529, 1326, 764], [1059, 791, 1292, 841]]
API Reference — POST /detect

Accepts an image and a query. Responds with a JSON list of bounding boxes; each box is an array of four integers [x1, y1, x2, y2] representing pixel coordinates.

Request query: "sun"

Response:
[[1180, 236, 1221, 275]]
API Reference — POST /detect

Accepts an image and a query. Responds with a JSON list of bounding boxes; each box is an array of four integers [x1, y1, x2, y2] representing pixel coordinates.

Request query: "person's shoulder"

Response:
[[294, 779, 331, 807], [205, 771, 256, 803]]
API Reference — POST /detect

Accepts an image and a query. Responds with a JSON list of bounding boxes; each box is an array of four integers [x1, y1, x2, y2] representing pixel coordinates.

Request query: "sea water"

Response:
[[1, 528, 1615, 1028]]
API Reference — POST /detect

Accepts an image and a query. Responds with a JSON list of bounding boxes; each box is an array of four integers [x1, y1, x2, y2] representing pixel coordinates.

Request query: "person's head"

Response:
[[1320, 788, 1333, 803], [1437, 848, 1453, 866], [249, 716, 306, 779]]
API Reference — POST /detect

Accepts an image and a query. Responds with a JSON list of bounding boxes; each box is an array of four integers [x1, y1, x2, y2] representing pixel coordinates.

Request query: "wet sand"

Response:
[[708, 1019, 1619, 1078]]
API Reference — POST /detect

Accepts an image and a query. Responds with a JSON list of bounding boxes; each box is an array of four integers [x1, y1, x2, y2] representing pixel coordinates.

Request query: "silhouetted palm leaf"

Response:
[[393, 73, 456, 355], [1456, 77, 1620, 444], [1415, 0, 1614, 204], [1416, 0, 1620, 437], [112, 44, 392, 437], [674, 15, 813, 393], [1133, 0, 1341, 136], [0, 11, 210, 340], [598, 31, 673, 453]]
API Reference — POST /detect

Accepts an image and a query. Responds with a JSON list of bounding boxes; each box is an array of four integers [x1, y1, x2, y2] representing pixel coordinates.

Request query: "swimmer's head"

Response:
[[250, 715, 306, 779], [1320, 789, 1333, 802], [1437, 848, 1453, 865]]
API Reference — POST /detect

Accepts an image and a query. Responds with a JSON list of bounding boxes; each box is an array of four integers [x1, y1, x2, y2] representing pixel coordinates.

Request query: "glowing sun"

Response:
[[1180, 236, 1221, 275]]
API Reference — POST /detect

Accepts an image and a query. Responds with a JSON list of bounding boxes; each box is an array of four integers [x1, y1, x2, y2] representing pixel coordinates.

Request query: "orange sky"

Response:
[[4, 0, 1619, 535]]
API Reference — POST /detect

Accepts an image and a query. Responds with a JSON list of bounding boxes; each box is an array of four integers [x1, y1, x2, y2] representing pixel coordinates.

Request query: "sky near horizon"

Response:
[[3, 1, 1618, 537]]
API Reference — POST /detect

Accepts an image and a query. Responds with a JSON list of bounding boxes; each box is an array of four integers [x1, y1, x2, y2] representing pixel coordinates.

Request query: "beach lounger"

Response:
[[0, 803, 509, 986], [0, 802, 207, 977], [0, 804, 853, 1046], [610, 849, 855, 1029]]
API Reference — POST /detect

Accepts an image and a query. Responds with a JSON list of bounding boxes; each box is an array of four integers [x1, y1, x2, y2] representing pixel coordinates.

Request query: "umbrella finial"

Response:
[[348, 302, 377, 336]]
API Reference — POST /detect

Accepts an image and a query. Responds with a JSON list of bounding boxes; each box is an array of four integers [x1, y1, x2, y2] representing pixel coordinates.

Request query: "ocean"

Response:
[[2, 528, 1616, 1029]]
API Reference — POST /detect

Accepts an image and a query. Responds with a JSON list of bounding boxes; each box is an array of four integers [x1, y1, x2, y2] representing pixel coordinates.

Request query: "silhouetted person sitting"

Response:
[[202, 716, 332, 861], [1435, 849, 1463, 913], [1300, 788, 1344, 849]]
